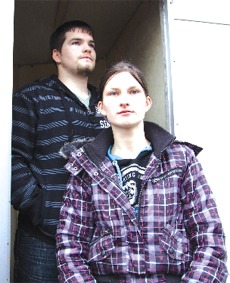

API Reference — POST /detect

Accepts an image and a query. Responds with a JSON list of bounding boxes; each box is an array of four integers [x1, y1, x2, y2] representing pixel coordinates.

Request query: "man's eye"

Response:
[[72, 41, 80, 45], [89, 43, 95, 49]]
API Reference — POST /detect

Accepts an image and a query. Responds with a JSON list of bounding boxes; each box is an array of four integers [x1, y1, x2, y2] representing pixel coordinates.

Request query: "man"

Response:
[[11, 20, 109, 282]]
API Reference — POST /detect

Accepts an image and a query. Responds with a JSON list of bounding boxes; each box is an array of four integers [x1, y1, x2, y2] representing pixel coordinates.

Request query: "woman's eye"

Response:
[[109, 92, 118, 96], [130, 89, 139, 95]]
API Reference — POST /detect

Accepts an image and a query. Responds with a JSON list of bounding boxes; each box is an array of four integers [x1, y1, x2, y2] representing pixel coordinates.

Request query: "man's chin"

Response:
[[78, 65, 95, 76]]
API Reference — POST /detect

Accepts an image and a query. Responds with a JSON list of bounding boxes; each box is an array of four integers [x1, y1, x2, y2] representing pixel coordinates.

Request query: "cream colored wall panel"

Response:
[[167, 0, 230, 273], [173, 0, 230, 24], [0, 0, 14, 281]]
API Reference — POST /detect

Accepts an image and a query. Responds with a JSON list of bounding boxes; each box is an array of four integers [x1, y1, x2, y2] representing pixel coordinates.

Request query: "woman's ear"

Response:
[[97, 101, 106, 116], [145, 96, 152, 113]]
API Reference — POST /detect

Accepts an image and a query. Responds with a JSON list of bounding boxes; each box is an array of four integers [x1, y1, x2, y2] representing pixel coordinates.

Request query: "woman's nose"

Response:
[[119, 93, 130, 106]]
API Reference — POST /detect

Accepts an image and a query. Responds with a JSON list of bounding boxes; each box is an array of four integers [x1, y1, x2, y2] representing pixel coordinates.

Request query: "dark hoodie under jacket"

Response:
[[11, 75, 108, 244]]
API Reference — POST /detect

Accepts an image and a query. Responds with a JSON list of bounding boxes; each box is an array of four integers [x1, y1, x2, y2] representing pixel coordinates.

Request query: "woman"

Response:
[[56, 60, 228, 282]]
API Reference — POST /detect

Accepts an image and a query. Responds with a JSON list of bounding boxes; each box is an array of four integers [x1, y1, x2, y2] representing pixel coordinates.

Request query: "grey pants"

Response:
[[94, 274, 181, 283]]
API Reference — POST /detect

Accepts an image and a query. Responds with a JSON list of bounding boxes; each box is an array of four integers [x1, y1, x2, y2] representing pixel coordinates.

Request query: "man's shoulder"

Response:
[[13, 75, 58, 97]]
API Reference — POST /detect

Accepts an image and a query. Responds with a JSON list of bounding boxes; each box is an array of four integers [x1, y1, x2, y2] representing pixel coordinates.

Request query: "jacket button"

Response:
[[77, 152, 82, 157], [169, 247, 174, 254], [94, 172, 99, 176]]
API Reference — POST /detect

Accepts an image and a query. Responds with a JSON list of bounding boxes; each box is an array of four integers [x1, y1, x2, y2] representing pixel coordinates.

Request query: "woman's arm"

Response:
[[181, 151, 228, 282], [56, 174, 96, 283]]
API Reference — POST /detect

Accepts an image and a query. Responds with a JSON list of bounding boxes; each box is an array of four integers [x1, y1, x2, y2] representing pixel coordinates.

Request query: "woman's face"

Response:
[[98, 71, 152, 129]]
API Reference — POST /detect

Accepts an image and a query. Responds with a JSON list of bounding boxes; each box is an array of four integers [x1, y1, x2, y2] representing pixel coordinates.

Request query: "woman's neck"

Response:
[[111, 126, 150, 159]]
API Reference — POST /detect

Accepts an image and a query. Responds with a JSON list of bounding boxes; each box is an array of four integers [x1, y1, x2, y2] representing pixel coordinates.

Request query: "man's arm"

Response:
[[11, 89, 43, 226]]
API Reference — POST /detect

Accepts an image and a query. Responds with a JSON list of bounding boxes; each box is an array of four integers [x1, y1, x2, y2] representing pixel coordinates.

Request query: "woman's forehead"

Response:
[[104, 72, 140, 89]]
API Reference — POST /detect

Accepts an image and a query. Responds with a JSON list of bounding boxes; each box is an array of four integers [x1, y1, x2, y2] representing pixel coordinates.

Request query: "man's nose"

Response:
[[82, 43, 91, 52]]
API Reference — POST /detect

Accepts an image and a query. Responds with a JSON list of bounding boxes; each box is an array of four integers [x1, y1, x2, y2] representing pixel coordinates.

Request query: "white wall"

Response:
[[0, 0, 14, 281], [167, 0, 230, 275]]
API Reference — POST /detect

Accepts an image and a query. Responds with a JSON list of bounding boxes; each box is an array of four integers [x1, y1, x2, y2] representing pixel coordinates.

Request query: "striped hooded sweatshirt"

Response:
[[11, 75, 109, 244]]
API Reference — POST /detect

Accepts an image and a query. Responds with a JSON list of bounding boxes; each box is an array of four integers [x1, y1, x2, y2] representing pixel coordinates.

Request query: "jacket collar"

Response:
[[83, 121, 176, 165]]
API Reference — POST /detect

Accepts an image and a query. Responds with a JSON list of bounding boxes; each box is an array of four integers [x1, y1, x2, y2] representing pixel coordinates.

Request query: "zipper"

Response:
[[90, 229, 111, 246], [112, 160, 123, 187], [82, 151, 148, 225], [136, 159, 161, 224]]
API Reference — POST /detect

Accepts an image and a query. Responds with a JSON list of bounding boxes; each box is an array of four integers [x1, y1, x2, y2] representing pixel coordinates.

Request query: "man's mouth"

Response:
[[80, 56, 92, 61]]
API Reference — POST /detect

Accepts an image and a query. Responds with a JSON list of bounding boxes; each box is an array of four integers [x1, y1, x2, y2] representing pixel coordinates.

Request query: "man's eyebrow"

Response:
[[70, 37, 94, 41], [69, 37, 95, 44], [70, 37, 82, 41]]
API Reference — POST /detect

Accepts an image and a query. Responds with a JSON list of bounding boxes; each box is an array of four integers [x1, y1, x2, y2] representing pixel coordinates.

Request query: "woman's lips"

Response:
[[118, 110, 133, 114]]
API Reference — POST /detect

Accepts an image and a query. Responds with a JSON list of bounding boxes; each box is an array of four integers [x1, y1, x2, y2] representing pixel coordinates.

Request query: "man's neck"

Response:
[[58, 71, 89, 99]]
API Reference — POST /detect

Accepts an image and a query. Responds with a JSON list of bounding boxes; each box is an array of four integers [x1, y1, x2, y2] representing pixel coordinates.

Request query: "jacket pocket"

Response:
[[88, 229, 115, 262], [159, 224, 192, 262]]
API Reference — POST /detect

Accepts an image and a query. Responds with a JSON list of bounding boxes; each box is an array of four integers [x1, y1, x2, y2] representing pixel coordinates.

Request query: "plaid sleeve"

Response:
[[181, 151, 228, 282], [56, 174, 97, 283]]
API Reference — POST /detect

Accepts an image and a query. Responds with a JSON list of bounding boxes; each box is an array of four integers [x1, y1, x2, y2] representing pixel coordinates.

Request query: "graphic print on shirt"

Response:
[[95, 105, 110, 128], [111, 149, 152, 218], [118, 161, 146, 206]]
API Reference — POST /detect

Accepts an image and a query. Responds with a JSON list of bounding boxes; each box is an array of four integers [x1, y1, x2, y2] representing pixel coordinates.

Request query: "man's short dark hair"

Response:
[[50, 20, 94, 54]]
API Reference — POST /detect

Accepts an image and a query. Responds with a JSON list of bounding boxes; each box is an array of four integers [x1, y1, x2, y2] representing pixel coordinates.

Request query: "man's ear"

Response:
[[97, 101, 106, 116], [52, 49, 61, 63]]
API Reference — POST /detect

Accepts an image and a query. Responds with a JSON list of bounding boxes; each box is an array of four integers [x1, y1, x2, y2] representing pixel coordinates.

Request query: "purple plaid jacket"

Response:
[[56, 122, 228, 283]]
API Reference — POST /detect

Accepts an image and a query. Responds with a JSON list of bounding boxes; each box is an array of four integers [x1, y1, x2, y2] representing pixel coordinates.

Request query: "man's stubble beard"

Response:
[[77, 63, 95, 77]]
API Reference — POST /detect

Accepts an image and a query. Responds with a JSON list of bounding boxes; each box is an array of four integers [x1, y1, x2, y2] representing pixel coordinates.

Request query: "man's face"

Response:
[[53, 29, 96, 76]]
